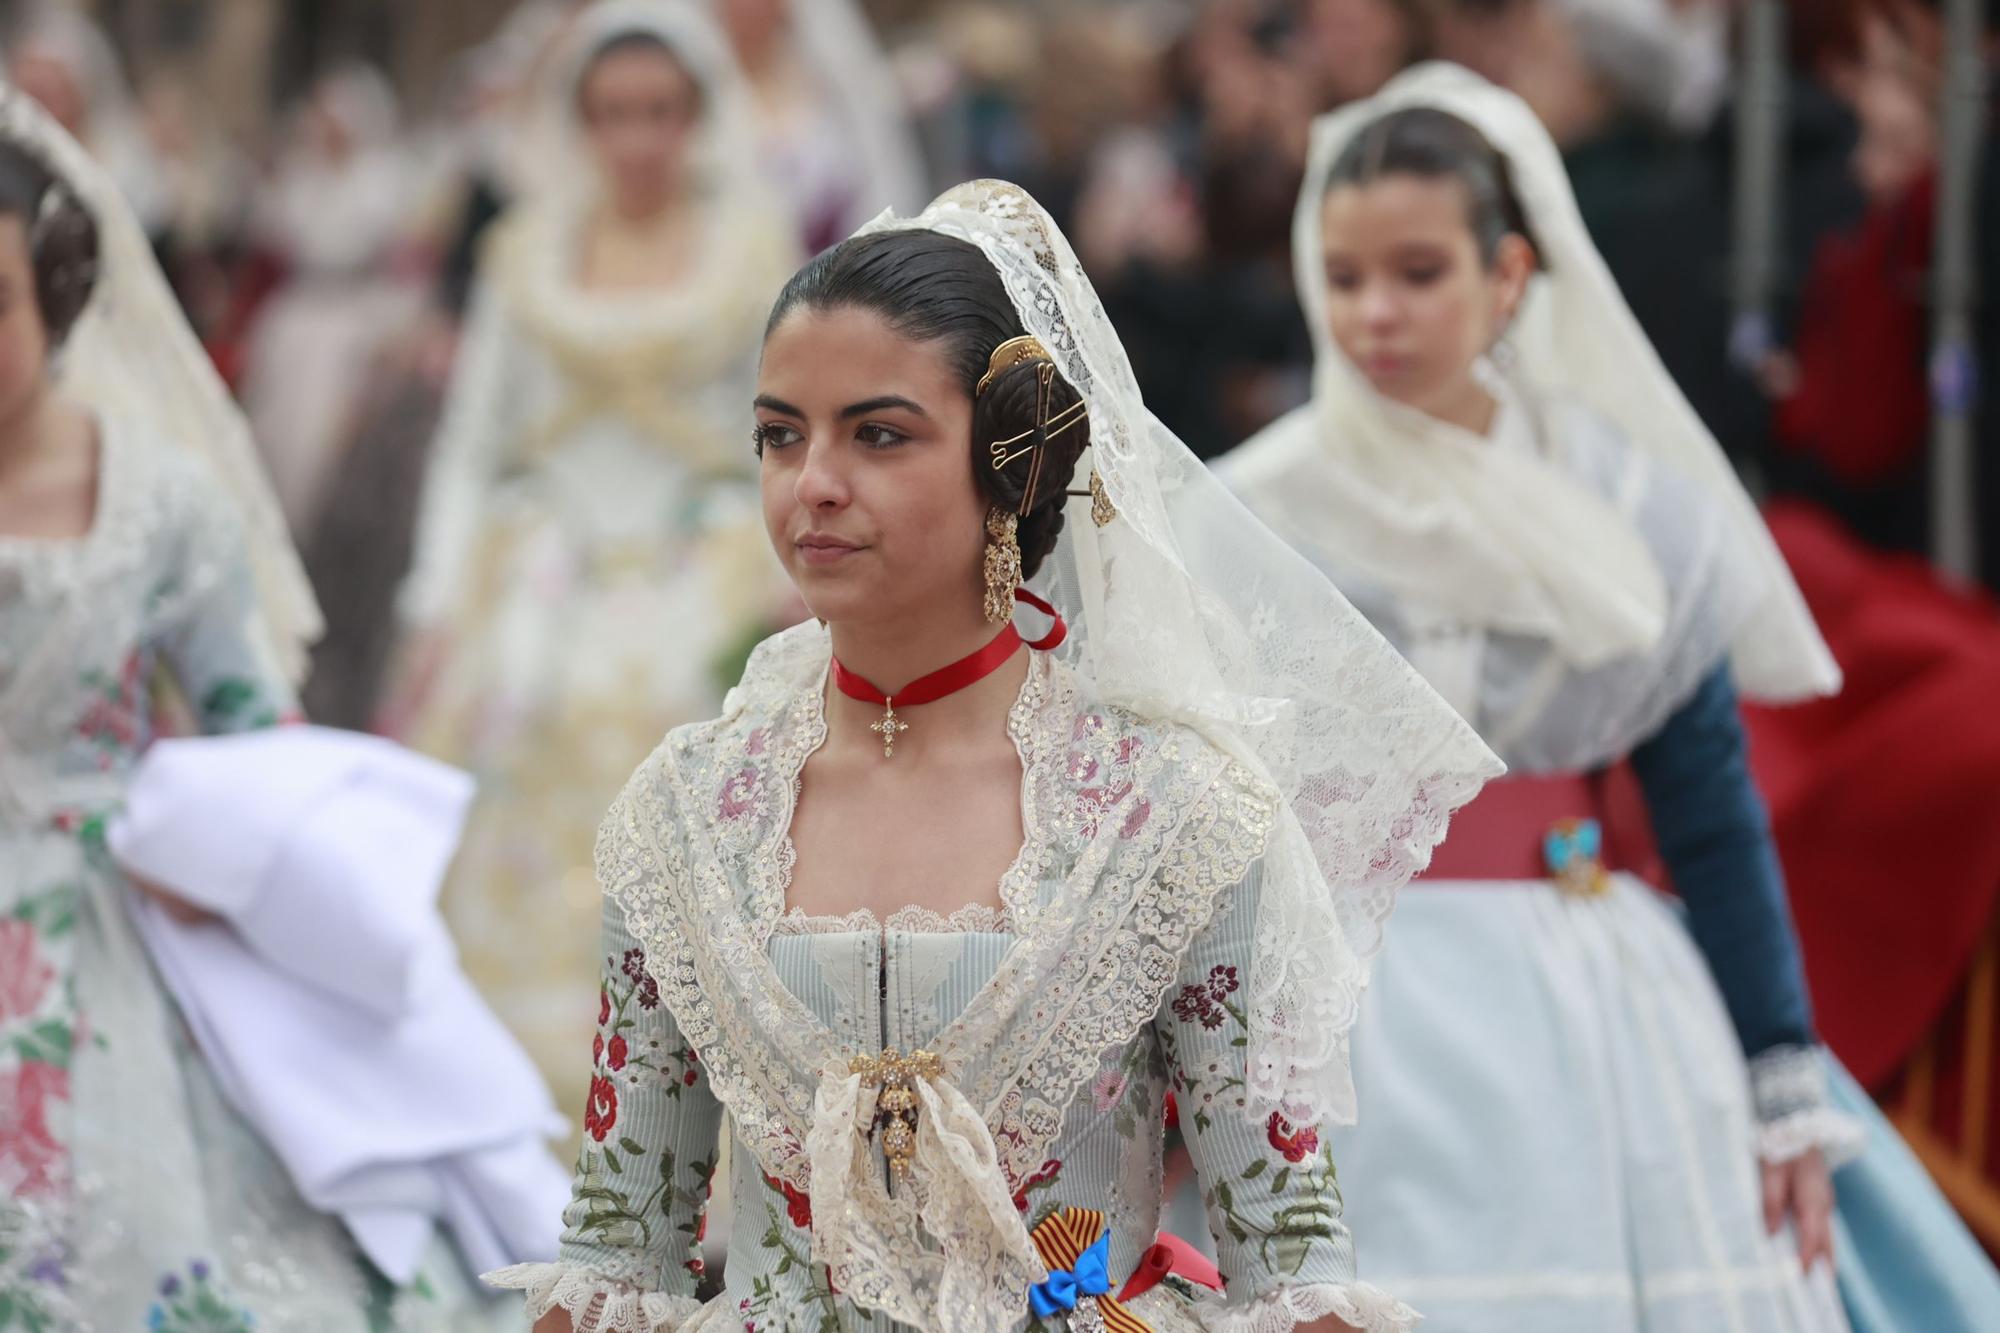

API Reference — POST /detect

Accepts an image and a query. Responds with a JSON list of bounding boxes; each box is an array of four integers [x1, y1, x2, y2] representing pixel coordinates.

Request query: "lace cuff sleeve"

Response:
[[1189, 1281, 1419, 1333], [1749, 1044, 1865, 1168], [483, 1262, 706, 1332]]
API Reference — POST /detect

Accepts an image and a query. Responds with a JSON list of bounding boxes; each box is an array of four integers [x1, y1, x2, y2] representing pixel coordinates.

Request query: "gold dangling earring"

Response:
[[982, 509, 1021, 624]]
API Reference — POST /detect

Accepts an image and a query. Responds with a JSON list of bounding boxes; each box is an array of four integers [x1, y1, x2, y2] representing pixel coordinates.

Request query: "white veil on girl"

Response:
[[1229, 63, 1837, 717]]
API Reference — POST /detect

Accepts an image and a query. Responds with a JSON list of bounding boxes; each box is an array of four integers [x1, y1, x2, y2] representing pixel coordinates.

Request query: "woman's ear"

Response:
[[1491, 232, 1536, 329]]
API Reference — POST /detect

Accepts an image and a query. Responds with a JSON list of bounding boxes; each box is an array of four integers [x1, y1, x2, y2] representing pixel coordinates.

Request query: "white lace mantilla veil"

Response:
[[0, 83, 321, 681], [741, 179, 1502, 1140], [1232, 62, 1836, 703]]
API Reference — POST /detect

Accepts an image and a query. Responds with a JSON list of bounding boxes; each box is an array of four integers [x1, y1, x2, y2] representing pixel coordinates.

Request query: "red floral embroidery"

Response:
[[619, 948, 660, 1009], [0, 1061, 69, 1198], [767, 1173, 813, 1229], [584, 1074, 619, 1142], [0, 921, 54, 1023], [598, 988, 611, 1026], [1011, 1158, 1062, 1213], [607, 1035, 629, 1071], [1266, 1111, 1319, 1164], [1171, 965, 1241, 1030]]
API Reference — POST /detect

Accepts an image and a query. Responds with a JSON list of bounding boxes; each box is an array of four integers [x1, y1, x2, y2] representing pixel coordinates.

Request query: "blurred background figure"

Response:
[[238, 64, 425, 534], [384, 0, 797, 1131], [715, 0, 927, 249]]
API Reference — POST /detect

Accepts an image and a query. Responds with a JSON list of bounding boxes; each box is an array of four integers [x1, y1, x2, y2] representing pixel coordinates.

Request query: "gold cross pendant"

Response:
[[870, 702, 909, 758]]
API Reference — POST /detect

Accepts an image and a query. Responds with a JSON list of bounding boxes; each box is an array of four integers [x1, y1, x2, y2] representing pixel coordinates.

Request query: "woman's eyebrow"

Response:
[[840, 395, 929, 420]]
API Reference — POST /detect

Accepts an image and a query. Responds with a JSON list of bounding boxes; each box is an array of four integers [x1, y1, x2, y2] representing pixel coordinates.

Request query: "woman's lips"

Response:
[[796, 536, 865, 566]]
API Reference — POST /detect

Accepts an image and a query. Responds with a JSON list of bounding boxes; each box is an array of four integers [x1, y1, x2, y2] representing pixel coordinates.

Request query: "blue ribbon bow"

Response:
[[1029, 1234, 1112, 1316]]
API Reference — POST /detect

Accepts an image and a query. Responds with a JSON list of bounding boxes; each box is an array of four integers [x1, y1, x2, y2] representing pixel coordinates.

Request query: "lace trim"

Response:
[[483, 1262, 705, 1333], [1758, 1108, 1867, 1168], [1747, 1044, 1864, 1168], [769, 903, 1015, 936], [1192, 1280, 1422, 1333]]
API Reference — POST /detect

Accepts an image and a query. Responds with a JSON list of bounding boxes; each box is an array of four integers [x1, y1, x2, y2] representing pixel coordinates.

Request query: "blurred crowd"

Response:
[[0, 0, 1987, 705]]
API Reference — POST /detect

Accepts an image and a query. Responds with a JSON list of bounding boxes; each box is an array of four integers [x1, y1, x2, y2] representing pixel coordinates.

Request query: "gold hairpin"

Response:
[[976, 334, 1053, 397]]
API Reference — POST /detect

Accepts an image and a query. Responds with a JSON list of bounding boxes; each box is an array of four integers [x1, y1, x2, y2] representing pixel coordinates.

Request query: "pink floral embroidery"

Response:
[[746, 727, 770, 757], [1091, 1070, 1129, 1113], [718, 767, 762, 822], [0, 921, 54, 1024], [0, 1061, 69, 1198]]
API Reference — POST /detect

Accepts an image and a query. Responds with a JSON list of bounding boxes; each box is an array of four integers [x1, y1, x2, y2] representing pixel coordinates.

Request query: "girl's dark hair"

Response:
[[764, 230, 1089, 579], [576, 29, 704, 117], [1324, 106, 1542, 269], [0, 140, 98, 347]]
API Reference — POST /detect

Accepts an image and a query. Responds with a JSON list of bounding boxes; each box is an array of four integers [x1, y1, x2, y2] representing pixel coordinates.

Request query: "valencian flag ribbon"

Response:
[[1027, 1209, 1154, 1332]]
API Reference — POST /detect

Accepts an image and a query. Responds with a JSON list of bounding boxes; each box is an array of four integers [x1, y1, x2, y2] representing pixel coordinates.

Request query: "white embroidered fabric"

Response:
[[771, 903, 1016, 936], [485, 1261, 703, 1332]]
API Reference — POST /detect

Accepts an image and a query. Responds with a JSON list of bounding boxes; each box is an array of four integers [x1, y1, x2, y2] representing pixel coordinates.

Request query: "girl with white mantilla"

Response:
[[1225, 62, 2000, 1333], [488, 178, 1502, 1331], [395, 0, 799, 1119]]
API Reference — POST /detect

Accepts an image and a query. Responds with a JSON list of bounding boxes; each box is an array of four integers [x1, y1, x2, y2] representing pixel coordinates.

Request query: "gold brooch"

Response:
[[851, 1048, 945, 1178]]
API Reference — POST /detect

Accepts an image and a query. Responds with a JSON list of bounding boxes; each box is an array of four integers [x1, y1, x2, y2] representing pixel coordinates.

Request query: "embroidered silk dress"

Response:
[[496, 650, 1442, 1332]]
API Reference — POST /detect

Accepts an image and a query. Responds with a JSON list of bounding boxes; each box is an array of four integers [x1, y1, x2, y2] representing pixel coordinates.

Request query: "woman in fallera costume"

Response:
[[0, 84, 534, 1329], [394, 0, 798, 1119], [487, 177, 1502, 1331], [1225, 62, 2000, 1333]]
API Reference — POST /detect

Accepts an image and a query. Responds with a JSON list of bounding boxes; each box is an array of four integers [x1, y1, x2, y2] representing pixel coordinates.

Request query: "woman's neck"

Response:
[[825, 612, 1030, 760], [1425, 376, 1501, 438], [0, 382, 70, 477]]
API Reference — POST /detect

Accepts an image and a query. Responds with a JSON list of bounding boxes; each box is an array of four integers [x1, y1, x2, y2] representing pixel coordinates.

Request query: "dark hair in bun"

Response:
[[1325, 105, 1544, 270], [0, 139, 99, 347], [765, 229, 1089, 578]]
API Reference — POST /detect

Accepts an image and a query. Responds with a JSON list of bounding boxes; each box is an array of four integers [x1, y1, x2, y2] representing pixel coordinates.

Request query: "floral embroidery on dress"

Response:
[[74, 651, 148, 762], [145, 1261, 255, 1333], [1011, 1158, 1064, 1218]]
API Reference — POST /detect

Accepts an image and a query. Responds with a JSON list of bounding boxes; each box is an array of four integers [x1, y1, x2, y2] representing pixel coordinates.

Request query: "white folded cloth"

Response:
[[110, 726, 571, 1283]]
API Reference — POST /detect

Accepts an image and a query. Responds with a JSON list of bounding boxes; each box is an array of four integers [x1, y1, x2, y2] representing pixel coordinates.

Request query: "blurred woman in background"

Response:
[[390, 0, 797, 1125], [1226, 63, 2000, 1332]]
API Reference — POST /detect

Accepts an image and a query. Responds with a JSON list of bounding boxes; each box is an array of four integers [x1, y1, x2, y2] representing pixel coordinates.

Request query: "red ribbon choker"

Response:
[[830, 589, 1066, 758]]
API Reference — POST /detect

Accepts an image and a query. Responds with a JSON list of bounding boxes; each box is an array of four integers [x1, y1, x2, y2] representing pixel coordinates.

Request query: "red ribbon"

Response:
[[830, 589, 1065, 708]]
